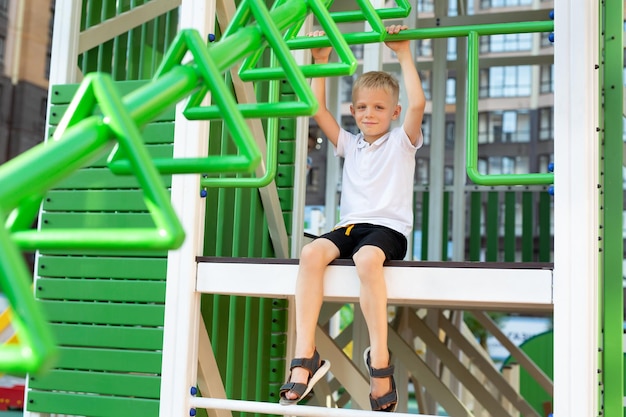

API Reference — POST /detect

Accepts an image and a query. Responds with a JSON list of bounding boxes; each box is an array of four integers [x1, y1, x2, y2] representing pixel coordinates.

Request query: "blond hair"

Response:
[[352, 71, 400, 104]]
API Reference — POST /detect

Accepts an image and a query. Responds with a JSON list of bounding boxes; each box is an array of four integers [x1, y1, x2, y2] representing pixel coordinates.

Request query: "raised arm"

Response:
[[309, 31, 341, 147], [385, 25, 426, 147]]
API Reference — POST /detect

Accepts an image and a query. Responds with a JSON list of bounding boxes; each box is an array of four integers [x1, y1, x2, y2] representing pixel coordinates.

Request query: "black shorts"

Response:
[[319, 223, 408, 261]]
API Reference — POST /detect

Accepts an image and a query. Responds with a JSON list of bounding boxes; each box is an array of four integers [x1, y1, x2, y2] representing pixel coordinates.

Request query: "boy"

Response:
[[280, 25, 425, 412]]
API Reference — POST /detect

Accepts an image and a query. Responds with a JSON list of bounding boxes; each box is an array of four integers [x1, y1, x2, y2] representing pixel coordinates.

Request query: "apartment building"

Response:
[[0, 0, 53, 163]]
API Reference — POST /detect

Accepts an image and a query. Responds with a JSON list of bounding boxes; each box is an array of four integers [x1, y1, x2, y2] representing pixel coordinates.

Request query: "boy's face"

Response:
[[350, 87, 401, 143]]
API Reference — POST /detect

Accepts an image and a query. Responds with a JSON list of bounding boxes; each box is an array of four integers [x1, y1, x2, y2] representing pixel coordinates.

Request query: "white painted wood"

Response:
[[553, 0, 600, 416], [196, 261, 553, 311], [159, 1, 214, 416]]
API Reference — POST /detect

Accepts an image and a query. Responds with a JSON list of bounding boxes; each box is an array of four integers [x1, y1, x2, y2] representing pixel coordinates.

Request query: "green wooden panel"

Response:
[[26, 391, 160, 417], [521, 192, 534, 261], [278, 140, 295, 164], [277, 188, 293, 211], [39, 248, 169, 257], [50, 324, 163, 350], [276, 164, 295, 187], [48, 102, 176, 125], [38, 256, 166, 279], [54, 168, 172, 189], [469, 192, 481, 261], [50, 80, 151, 105], [485, 191, 499, 261], [538, 191, 552, 262], [36, 278, 165, 302], [48, 122, 175, 145], [504, 191, 516, 262], [43, 189, 164, 211], [29, 369, 161, 398], [55, 346, 162, 373], [40, 212, 156, 228], [441, 191, 449, 261], [88, 144, 173, 167], [278, 118, 296, 139], [40, 300, 164, 326]]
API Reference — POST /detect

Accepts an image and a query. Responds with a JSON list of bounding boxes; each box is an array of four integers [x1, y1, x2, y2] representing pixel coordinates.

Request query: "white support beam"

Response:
[[159, 1, 214, 416], [196, 260, 553, 312], [553, 0, 600, 416]]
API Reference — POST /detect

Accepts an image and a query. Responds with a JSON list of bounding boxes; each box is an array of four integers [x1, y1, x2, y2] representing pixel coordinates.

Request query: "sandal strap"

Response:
[[279, 381, 308, 396], [368, 363, 395, 378], [289, 349, 321, 376]]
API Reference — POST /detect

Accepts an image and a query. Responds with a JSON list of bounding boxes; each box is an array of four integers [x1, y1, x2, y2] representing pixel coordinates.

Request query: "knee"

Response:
[[353, 247, 385, 277], [300, 243, 326, 268]]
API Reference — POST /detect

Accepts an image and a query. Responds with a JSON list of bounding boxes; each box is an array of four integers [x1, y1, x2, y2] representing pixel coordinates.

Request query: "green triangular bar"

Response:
[[12, 73, 185, 251], [109, 29, 262, 175], [237, 0, 358, 82], [185, 0, 318, 120], [0, 226, 56, 374]]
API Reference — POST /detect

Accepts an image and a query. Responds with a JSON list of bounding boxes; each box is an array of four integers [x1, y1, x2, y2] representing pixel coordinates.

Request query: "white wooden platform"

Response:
[[196, 258, 554, 312]]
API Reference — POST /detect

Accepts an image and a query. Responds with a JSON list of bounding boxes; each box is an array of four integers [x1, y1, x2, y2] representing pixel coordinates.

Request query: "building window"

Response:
[[480, 0, 532, 8], [350, 44, 363, 60], [539, 65, 554, 93], [421, 114, 431, 146], [445, 78, 456, 104], [416, 158, 429, 185], [444, 166, 454, 185], [539, 107, 554, 141], [477, 110, 530, 143], [483, 33, 533, 53], [538, 154, 554, 173], [0, 0, 7, 15], [419, 70, 431, 100], [341, 74, 354, 103], [417, 39, 432, 58], [541, 32, 554, 48], [482, 66, 532, 98], [417, 0, 434, 13], [445, 121, 455, 147]]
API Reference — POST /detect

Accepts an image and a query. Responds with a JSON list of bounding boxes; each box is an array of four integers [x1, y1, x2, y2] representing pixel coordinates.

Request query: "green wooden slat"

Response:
[[40, 300, 164, 326], [276, 164, 295, 187], [29, 369, 161, 398], [40, 212, 157, 228], [421, 191, 429, 261], [26, 391, 160, 417], [55, 346, 161, 373], [48, 104, 170, 126], [36, 278, 166, 302], [504, 191, 516, 262], [538, 191, 552, 262], [441, 191, 449, 261], [521, 192, 534, 261], [48, 122, 175, 145], [469, 192, 481, 261], [88, 144, 173, 167], [54, 167, 172, 189], [38, 256, 166, 279], [39, 248, 169, 257], [50, 324, 163, 350], [50, 80, 151, 105], [485, 191, 499, 261]]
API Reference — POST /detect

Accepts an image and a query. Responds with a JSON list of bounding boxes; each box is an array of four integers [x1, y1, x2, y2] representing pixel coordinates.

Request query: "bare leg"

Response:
[[353, 245, 392, 407], [283, 238, 339, 401]]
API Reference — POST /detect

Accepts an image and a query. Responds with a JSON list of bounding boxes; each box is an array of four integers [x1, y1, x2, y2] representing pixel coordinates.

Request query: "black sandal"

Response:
[[279, 349, 330, 405], [363, 347, 398, 412]]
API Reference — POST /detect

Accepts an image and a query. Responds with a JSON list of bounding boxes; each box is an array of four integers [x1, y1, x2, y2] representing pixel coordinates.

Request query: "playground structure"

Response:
[[0, 0, 618, 416]]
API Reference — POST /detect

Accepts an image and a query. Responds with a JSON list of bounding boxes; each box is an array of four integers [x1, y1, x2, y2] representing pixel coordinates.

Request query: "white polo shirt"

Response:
[[334, 127, 420, 237]]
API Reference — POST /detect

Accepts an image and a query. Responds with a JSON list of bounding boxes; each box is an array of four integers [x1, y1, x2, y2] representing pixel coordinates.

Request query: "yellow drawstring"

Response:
[[345, 224, 354, 236]]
